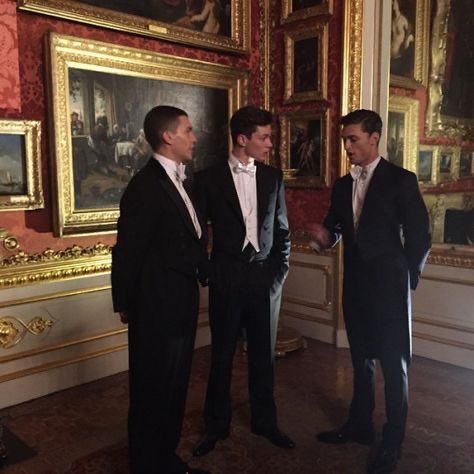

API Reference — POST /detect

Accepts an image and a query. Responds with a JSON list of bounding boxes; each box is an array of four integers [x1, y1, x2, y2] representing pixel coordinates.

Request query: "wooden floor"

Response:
[[1, 338, 473, 473]]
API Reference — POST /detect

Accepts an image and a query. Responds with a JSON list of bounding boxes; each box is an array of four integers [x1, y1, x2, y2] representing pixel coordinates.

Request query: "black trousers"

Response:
[[343, 252, 411, 448], [127, 274, 199, 474], [204, 255, 277, 437]]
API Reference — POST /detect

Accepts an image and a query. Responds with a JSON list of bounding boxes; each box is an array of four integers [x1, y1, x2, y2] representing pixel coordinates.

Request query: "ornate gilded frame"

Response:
[[279, 108, 330, 188], [0, 120, 44, 211], [436, 145, 460, 183], [281, 0, 333, 24], [48, 32, 248, 236], [426, 0, 474, 139], [283, 23, 328, 103], [387, 95, 419, 173], [19, 0, 250, 53], [390, 0, 430, 89]]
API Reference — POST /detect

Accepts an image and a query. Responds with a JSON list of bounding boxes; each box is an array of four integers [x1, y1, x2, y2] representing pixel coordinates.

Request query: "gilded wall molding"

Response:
[[0, 228, 20, 253], [0, 244, 112, 288], [427, 248, 474, 269]]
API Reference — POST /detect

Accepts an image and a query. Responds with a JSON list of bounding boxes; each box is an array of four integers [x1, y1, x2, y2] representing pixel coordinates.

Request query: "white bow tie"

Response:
[[350, 166, 367, 181], [234, 161, 256, 177], [175, 163, 187, 182]]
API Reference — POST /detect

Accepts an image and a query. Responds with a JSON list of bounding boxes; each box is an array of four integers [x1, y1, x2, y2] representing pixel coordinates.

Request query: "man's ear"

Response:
[[162, 129, 173, 146], [236, 133, 247, 147], [370, 132, 380, 146]]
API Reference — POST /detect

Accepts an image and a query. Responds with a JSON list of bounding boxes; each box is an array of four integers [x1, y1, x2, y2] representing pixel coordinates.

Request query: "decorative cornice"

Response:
[[0, 244, 112, 288]]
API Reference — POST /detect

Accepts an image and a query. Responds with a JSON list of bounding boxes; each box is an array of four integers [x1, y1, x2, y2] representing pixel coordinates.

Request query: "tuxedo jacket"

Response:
[[325, 158, 430, 289], [195, 160, 290, 286], [111, 158, 206, 328]]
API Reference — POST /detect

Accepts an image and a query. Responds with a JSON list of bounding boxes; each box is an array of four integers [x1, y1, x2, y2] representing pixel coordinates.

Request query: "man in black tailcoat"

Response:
[[112, 105, 209, 474], [310, 109, 431, 474]]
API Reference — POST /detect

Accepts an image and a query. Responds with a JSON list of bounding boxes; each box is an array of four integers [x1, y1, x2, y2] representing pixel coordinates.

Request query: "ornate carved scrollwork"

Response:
[[0, 315, 54, 349]]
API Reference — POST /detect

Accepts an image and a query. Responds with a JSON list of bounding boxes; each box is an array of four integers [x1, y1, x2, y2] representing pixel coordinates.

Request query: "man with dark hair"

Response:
[[193, 105, 294, 457], [112, 105, 209, 474], [310, 109, 431, 473]]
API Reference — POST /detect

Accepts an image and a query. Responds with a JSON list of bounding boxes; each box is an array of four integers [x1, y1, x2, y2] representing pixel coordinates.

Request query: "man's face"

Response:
[[240, 124, 273, 162], [168, 115, 197, 162], [341, 123, 379, 167]]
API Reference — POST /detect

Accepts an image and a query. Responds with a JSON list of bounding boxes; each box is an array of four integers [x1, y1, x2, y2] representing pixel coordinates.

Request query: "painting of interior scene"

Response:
[[69, 68, 228, 210], [0, 134, 26, 196], [293, 37, 318, 93], [387, 111, 404, 168], [390, 0, 416, 78], [289, 117, 322, 177], [79, 0, 232, 37]]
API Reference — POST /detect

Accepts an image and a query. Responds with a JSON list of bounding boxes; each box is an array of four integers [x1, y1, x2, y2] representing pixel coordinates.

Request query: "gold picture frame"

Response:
[[390, 0, 430, 89], [19, 0, 249, 53], [48, 32, 248, 236], [283, 23, 328, 103], [279, 108, 330, 188], [426, 0, 474, 139], [436, 146, 460, 184], [387, 95, 419, 173], [281, 0, 333, 24], [0, 120, 44, 211]]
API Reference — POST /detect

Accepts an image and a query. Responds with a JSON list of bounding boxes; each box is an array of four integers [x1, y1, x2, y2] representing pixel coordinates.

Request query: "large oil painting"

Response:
[[49, 33, 248, 236], [19, 0, 249, 53]]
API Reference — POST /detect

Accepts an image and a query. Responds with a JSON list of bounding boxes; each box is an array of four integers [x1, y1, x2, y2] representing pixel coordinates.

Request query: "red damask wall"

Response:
[[0, 0, 265, 254], [0, 0, 342, 254], [272, 1, 343, 231]]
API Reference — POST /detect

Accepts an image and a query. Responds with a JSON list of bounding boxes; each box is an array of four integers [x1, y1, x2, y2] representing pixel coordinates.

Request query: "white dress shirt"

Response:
[[228, 155, 260, 252], [153, 153, 202, 238], [350, 156, 382, 229]]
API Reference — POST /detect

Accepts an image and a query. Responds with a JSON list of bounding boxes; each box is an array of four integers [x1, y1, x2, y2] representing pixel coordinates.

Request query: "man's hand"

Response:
[[307, 223, 332, 251], [119, 311, 129, 324]]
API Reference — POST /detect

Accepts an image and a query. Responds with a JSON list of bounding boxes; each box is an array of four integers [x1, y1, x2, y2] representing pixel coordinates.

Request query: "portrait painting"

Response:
[[279, 109, 329, 188], [49, 33, 248, 235], [390, 0, 429, 87], [281, 0, 332, 23], [459, 150, 474, 178], [0, 120, 43, 211], [387, 111, 405, 169], [418, 148, 433, 183], [440, 0, 474, 122], [19, 0, 248, 53], [387, 95, 419, 173], [284, 24, 328, 103]]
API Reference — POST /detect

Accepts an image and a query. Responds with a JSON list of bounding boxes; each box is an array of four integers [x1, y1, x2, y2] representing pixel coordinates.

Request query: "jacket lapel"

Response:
[[149, 159, 199, 239], [217, 162, 245, 226]]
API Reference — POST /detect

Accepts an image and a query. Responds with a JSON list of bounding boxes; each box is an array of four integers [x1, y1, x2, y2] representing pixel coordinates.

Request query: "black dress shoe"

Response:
[[251, 427, 295, 449], [183, 467, 211, 474], [367, 444, 401, 474], [192, 434, 222, 457], [317, 426, 375, 445]]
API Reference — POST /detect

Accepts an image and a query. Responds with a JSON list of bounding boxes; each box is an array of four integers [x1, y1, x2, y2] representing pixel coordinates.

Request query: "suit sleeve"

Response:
[[269, 171, 291, 284], [323, 181, 343, 247], [111, 177, 156, 313], [399, 172, 431, 290]]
